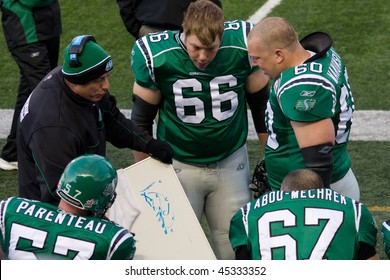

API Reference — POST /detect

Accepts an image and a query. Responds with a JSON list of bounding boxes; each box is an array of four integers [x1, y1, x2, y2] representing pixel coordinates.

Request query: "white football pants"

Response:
[[330, 168, 360, 201], [173, 145, 251, 260]]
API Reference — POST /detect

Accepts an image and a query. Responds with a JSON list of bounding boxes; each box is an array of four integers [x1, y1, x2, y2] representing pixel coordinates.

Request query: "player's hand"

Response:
[[249, 159, 272, 198], [145, 139, 174, 164]]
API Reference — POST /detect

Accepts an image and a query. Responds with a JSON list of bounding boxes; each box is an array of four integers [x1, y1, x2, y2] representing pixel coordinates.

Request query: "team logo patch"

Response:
[[295, 99, 317, 111], [19, 95, 32, 123], [85, 199, 95, 209], [300, 90, 316, 97], [105, 59, 113, 71], [31, 51, 40, 58]]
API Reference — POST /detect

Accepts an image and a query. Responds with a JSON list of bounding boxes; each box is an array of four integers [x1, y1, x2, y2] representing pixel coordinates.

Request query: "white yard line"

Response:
[[247, 0, 282, 23], [0, 109, 388, 141]]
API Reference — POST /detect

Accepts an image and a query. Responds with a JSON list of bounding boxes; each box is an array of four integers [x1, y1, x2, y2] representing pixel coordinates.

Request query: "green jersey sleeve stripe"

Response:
[[241, 202, 251, 235], [136, 38, 155, 81], [108, 228, 132, 259], [352, 200, 362, 232], [278, 74, 336, 97]]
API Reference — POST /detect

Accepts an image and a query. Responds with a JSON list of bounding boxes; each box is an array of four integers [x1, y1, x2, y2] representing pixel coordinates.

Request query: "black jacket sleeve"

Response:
[[99, 92, 153, 152], [116, 0, 142, 38]]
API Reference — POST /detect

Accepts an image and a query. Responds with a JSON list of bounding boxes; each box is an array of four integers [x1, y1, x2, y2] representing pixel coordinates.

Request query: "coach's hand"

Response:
[[145, 139, 174, 164]]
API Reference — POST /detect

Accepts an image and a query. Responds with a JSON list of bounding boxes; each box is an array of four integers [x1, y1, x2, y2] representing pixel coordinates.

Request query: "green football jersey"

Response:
[[131, 20, 257, 163], [229, 189, 378, 260], [382, 220, 390, 259], [0, 197, 136, 260], [265, 47, 354, 189]]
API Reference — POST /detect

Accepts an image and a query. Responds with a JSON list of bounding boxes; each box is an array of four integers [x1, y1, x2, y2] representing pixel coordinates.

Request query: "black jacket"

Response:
[[17, 67, 153, 204], [116, 0, 222, 38], [1, 0, 62, 50]]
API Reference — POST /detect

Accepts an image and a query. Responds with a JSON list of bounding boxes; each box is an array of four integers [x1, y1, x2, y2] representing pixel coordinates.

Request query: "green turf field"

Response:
[[0, 0, 389, 259]]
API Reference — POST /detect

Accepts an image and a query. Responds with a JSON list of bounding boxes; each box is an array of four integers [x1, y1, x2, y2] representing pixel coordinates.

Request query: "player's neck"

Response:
[[58, 200, 90, 216], [293, 48, 313, 67]]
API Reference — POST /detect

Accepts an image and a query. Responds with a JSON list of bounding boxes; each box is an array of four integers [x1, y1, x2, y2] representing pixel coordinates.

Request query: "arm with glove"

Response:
[[130, 83, 174, 163]]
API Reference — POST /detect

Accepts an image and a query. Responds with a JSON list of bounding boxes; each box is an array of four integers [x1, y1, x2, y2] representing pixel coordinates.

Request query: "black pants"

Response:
[[1, 37, 60, 162]]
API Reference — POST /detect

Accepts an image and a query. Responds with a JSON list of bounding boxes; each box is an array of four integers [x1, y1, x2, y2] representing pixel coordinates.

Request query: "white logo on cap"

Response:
[[105, 60, 113, 71]]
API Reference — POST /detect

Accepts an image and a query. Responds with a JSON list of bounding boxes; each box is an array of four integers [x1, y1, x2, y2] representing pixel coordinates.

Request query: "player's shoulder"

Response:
[[133, 30, 180, 54], [105, 222, 135, 247], [103, 216, 124, 227], [222, 20, 253, 47], [346, 198, 376, 223], [1, 196, 34, 208], [224, 20, 253, 32], [109, 227, 136, 260], [1, 196, 16, 204], [102, 217, 134, 236], [0, 197, 57, 217], [276, 62, 334, 97], [0, 196, 15, 211]]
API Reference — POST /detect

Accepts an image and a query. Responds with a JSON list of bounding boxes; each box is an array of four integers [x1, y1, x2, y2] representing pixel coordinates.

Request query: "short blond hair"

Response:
[[182, 0, 224, 46], [249, 17, 298, 51]]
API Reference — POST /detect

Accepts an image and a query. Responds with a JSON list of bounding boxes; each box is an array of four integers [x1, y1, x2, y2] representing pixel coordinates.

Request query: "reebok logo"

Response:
[[319, 145, 333, 154], [300, 90, 316, 97]]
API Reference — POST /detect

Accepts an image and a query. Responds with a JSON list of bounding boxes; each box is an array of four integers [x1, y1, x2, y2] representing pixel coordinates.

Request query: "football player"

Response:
[[248, 17, 359, 200], [229, 169, 378, 260], [0, 154, 136, 260], [130, 0, 269, 259]]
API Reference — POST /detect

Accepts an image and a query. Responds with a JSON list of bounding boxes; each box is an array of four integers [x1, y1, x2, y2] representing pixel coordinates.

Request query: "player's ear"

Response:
[[274, 48, 284, 64]]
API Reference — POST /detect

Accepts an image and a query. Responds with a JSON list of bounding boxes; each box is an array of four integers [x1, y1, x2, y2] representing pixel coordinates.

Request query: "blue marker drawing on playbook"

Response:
[[140, 180, 175, 234]]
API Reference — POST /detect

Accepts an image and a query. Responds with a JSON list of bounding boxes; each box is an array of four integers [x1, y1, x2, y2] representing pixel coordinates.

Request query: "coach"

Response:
[[17, 35, 173, 205]]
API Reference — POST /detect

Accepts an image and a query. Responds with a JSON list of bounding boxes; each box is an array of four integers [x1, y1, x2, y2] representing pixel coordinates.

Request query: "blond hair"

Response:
[[249, 17, 298, 51], [182, 0, 224, 46]]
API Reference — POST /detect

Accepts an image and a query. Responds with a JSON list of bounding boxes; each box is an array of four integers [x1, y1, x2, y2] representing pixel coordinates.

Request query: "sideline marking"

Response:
[[1, 109, 390, 141], [247, 0, 282, 23], [368, 206, 390, 212]]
